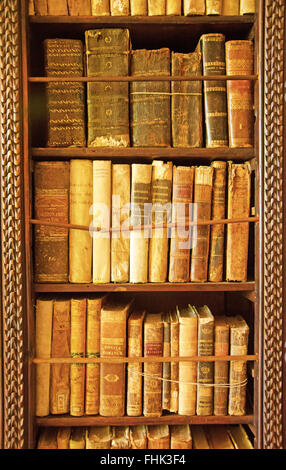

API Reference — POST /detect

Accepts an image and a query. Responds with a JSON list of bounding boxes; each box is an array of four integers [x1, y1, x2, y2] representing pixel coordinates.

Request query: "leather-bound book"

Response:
[[240, 0, 255, 14], [100, 300, 133, 416], [149, 161, 173, 283], [171, 52, 203, 148], [130, 426, 147, 449], [70, 298, 86, 416], [47, 0, 68, 14], [37, 428, 58, 449], [227, 425, 253, 449], [91, 0, 110, 15], [178, 305, 198, 416], [127, 311, 145, 416], [50, 299, 70, 414], [169, 166, 194, 282], [111, 164, 130, 283], [143, 314, 163, 417], [111, 427, 131, 449], [167, 0, 181, 14], [206, 425, 234, 449], [226, 40, 254, 148], [44, 39, 85, 147], [226, 162, 251, 281], [162, 313, 171, 411], [148, 0, 166, 15], [85, 29, 130, 147], [130, 0, 147, 14], [170, 310, 179, 413], [170, 425, 192, 449], [147, 425, 170, 449], [196, 305, 214, 416], [110, 0, 129, 15], [191, 426, 210, 449], [69, 428, 85, 449], [86, 427, 112, 449], [34, 161, 69, 283], [214, 316, 229, 416], [206, 0, 222, 14], [131, 48, 171, 147], [69, 159, 93, 283], [208, 161, 227, 282], [129, 164, 152, 283], [222, 0, 239, 15], [190, 165, 213, 282], [29, 0, 35, 15], [198, 33, 228, 148], [57, 428, 71, 449], [67, 0, 91, 14], [34, 1, 48, 14], [184, 0, 205, 15]]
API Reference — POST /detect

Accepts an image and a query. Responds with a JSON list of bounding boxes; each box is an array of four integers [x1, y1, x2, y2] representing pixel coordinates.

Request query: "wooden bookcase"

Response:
[[0, 0, 285, 449]]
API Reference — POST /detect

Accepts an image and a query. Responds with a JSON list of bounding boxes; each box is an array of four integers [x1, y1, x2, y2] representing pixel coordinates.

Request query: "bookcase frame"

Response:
[[0, 0, 285, 449]]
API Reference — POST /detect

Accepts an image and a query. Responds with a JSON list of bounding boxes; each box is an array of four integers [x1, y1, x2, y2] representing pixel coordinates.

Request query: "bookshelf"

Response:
[[0, 0, 285, 450]]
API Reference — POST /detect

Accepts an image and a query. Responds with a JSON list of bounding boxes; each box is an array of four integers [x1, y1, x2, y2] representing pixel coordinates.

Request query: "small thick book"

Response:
[[67, 0, 91, 15], [130, 426, 147, 449], [222, 0, 239, 15], [196, 305, 214, 416], [148, 0, 166, 15], [57, 428, 71, 449], [110, 0, 129, 15], [37, 428, 58, 449], [214, 316, 229, 416], [86, 426, 112, 449], [70, 298, 86, 416], [69, 428, 85, 449], [91, 0, 110, 15], [206, 0, 222, 15], [127, 311, 145, 416], [111, 427, 131, 449], [147, 425, 170, 449], [184, 0, 205, 15], [170, 425, 192, 449], [162, 312, 171, 411], [170, 310, 179, 412]]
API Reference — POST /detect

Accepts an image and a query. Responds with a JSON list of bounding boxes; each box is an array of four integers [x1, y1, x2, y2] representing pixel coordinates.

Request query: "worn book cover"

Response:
[[127, 311, 145, 416], [206, 0, 222, 14], [70, 298, 86, 416], [37, 428, 58, 449], [167, 0, 181, 14], [147, 425, 170, 449], [110, 0, 129, 15], [111, 427, 131, 449], [162, 312, 171, 411], [91, 0, 110, 15], [184, 0, 205, 15], [130, 0, 147, 14], [196, 305, 214, 416], [240, 0, 255, 14], [222, 0, 239, 15], [130, 426, 147, 449], [148, 0, 166, 15], [34, 0, 48, 14], [170, 310, 179, 412], [170, 425, 192, 449], [47, 0, 68, 14], [214, 316, 229, 416], [67, 0, 91, 14], [86, 426, 112, 449], [69, 428, 85, 449], [57, 428, 71, 449]]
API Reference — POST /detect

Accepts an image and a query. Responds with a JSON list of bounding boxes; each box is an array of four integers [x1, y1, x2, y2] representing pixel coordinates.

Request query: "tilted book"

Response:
[[110, 0, 129, 15], [148, 0, 166, 15], [69, 428, 85, 449], [227, 425, 253, 449], [111, 427, 131, 449], [70, 298, 86, 416], [67, 0, 91, 15], [130, 0, 147, 14], [206, 425, 234, 449], [130, 426, 147, 449], [37, 428, 58, 449], [91, 0, 110, 15], [184, 0, 205, 15], [47, 0, 68, 14], [127, 311, 145, 416], [57, 428, 71, 449], [170, 425, 192, 449], [206, 0, 222, 14], [240, 0, 255, 14], [222, 0, 239, 15], [147, 425, 170, 449], [214, 316, 229, 416], [191, 426, 210, 449], [196, 305, 214, 416], [170, 310, 179, 412], [162, 312, 171, 411], [167, 0, 181, 15], [86, 426, 112, 449]]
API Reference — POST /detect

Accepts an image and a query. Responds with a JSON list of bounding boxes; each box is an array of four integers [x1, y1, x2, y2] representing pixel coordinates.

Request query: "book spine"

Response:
[[91, 0, 110, 14], [184, 0, 205, 15], [130, 0, 148, 14], [86, 298, 103, 415], [29, 0, 36, 15], [170, 426, 192, 449], [166, 0, 181, 15], [222, 0, 239, 15], [34, 0, 48, 14], [240, 0, 255, 14], [57, 428, 71, 449], [127, 314, 144, 416], [130, 426, 147, 449], [206, 0, 222, 14], [69, 159, 93, 283], [86, 29, 130, 147], [226, 162, 251, 281], [208, 161, 227, 282], [143, 316, 163, 417], [170, 317, 179, 412], [131, 48, 171, 147], [196, 318, 214, 416], [111, 427, 131, 449], [110, 0, 129, 15], [67, 0, 91, 14], [178, 317, 198, 415], [214, 321, 229, 415], [47, 0, 68, 14], [70, 299, 86, 416], [190, 166, 213, 282], [228, 322, 249, 415], [147, 426, 170, 449], [171, 52, 203, 148], [226, 40, 254, 148], [34, 162, 69, 283], [162, 315, 171, 410], [148, 0, 166, 15]]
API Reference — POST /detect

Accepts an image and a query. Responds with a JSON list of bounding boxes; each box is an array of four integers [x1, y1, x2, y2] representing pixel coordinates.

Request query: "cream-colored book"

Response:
[[110, 0, 129, 15], [86, 426, 112, 449], [69, 428, 86, 449], [170, 425, 192, 449], [167, 0, 181, 14], [170, 310, 179, 413], [206, 0, 222, 14], [222, 0, 239, 15], [148, 0, 166, 14], [111, 427, 131, 449], [147, 425, 170, 449], [184, 0, 205, 15], [240, 0, 255, 14], [91, 0, 110, 15], [196, 305, 214, 416], [130, 426, 147, 449], [130, 0, 148, 14], [70, 298, 86, 416]]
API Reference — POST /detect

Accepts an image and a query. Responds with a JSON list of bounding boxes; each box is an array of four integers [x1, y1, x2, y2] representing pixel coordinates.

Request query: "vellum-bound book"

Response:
[[91, 0, 110, 15], [130, 426, 147, 449], [148, 0, 166, 15], [110, 0, 129, 15], [170, 425, 192, 449], [214, 316, 229, 416], [127, 311, 145, 416], [57, 428, 71, 449], [170, 310, 179, 412], [86, 426, 112, 449], [196, 305, 214, 416], [222, 0, 239, 15], [167, 0, 181, 14], [47, 0, 68, 14], [240, 0, 255, 14], [184, 0, 205, 15], [67, 0, 91, 14], [69, 428, 85, 449], [206, 0, 222, 14], [29, 0, 35, 15], [147, 425, 170, 449], [70, 298, 86, 416], [131, 0, 147, 14], [111, 427, 131, 449]]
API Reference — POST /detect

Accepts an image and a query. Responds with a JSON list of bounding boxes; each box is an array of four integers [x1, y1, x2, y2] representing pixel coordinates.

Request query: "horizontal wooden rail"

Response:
[[29, 75, 258, 83]]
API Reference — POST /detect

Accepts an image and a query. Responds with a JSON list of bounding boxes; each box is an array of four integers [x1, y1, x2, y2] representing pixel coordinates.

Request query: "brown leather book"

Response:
[[226, 40, 254, 148], [190, 165, 213, 282], [111, 427, 131, 449], [143, 314, 163, 417], [44, 39, 85, 147], [127, 311, 145, 417], [167, 0, 181, 15], [191, 426, 210, 449], [206, 425, 234, 449], [206, 0, 222, 14], [162, 313, 171, 411], [69, 428, 85, 449], [110, 0, 129, 15], [57, 428, 71, 449], [85, 29, 130, 147], [148, 0, 166, 15], [29, 0, 35, 15], [147, 425, 170, 449], [170, 425, 192, 449], [198, 33, 228, 148], [34, 161, 69, 283], [37, 428, 58, 449], [131, 48, 171, 147], [208, 161, 227, 282], [86, 426, 112, 449], [67, 0, 91, 15], [196, 305, 214, 416], [240, 0, 255, 14], [171, 52, 203, 148], [100, 300, 133, 416], [34, 1, 48, 14], [91, 0, 110, 15], [130, 0, 147, 14], [130, 426, 147, 449], [170, 310, 179, 413], [214, 316, 229, 416], [222, 0, 239, 15], [70, 298, 86, 416], [184, 0, 205, 15], [47, 0, 68, 14], [226, 162, 251, 281]]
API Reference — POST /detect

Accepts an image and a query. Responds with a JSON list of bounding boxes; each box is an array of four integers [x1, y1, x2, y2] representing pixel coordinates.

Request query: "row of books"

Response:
[[34, 160, 251, 284], [37, 424, 253, 449], [43, 31, 254, 149], [35, 296, 249, 418]]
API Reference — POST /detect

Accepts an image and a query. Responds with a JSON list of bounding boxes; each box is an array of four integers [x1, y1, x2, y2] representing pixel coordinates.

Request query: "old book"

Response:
[[34, 161, 69, 283], [208, 161, 227, 282], [170, 310, 179, 413], [85, 29, 130, 147], [184, 0, 205, 15], [143, 314, 163, 417], [178, 305, 198, 416], [226, 40, 254, 148], [50, 299, 70, 414], [162, 313, 171, 411], [69, 159, 93, 283], [240, 0, 255, 14], [169, 166, 194, 282], [130, 426, 147, 449], [34, 0, 48, 14], [37, 428, 58, 449], [91, 0, 110, 15], [131, 48, 171, 147], [69, 428, 85, 449], [226, 162, 251, 281], [92, 160, 111, 283], [29, 0, 35, 15], [100, 300, 133, 416], [167, 0, 181, 14], [47, 0, 68, 14], [111, 164, 130, 283], [170, 425, 192, 449], [130, 0, 147, 14], [214, 316, 229, 416], [86, 295, 107, 415], [57, 428, 71, 449], [70, 298, 86, 416], [129, 164, 152, 283], [148, 0, 166, 15], [111, 427, 131, 449], [191, 426, 210, 449], [147, 425, 170, 449], [206, 425, 234, 449], [35, 299, 53, 417], [67, 0, 91, 14], [86, 426, 112, 449], [227, 425, 253, 449], [110, 0, 129, 15], [190, 165, 213, 282], [206, 0, 222, 14], [149, 161, 173, 283], [127, 311, 145, 417], [226, 315, 249, 416], [44, 39, 85, 147], [222, 0, 239, 15], [198, 33, 228, 148], [196, 305, 214, 416], [171, 52, 203, 148]]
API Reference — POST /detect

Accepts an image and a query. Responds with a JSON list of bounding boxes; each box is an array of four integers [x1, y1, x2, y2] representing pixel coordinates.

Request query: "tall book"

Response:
[[162, 313, 171, 411], [130, 0, 147, 14], [67, 0, 91, 15], [86, 427, 112, 449], [110, 0, 129, 15], [130, 426, 147, 449], [191, 426, 210, 449], [111, 164, 130, 283], [149, 161, 173, 282], [143, 314, 163, 417], [91, 0, 110, 15], [44, 39, 85, 147], [170, 310, 179, 413], [198, 33, 228, 148], [148, 0, 166, 15], [226, 162, 251, 281], [170, 425, 192, 449], [206, 425, 234, 449], [50, 299, 70, 414], [178, 305, 198, 416], [127, 311, 145, 416], [70, 298, 86, 416], [190, 165, 213, 282], [208, 161, 227, 282], [167, 0, 181, 15], [131, 48, 171, 147], [57, 428, 71, 449], [222, 0, 239, 15], [206, 0, 222, 14], [226, 40, 254, 148], [34, 1, 48, 14], [111, 427, 131, 449], [85, 29, 130, 147], [69, 428, 85, 449], [147, 425, 170, 449], [196, 305, 214, 416], [214, 316, 229, 416], [34, 161, 69, 283], [184, 0, 205, 15], [100, 300, 133, 416], [92, 160, 111, 283], [129, 164, 152, 283], [171, 52, 203, 148], [47, 0, 68, 14], [240, 0, 255, 14], [169, 165, 194, 282], [37, 428, 58, 449], [69, 159, 93, 283]]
